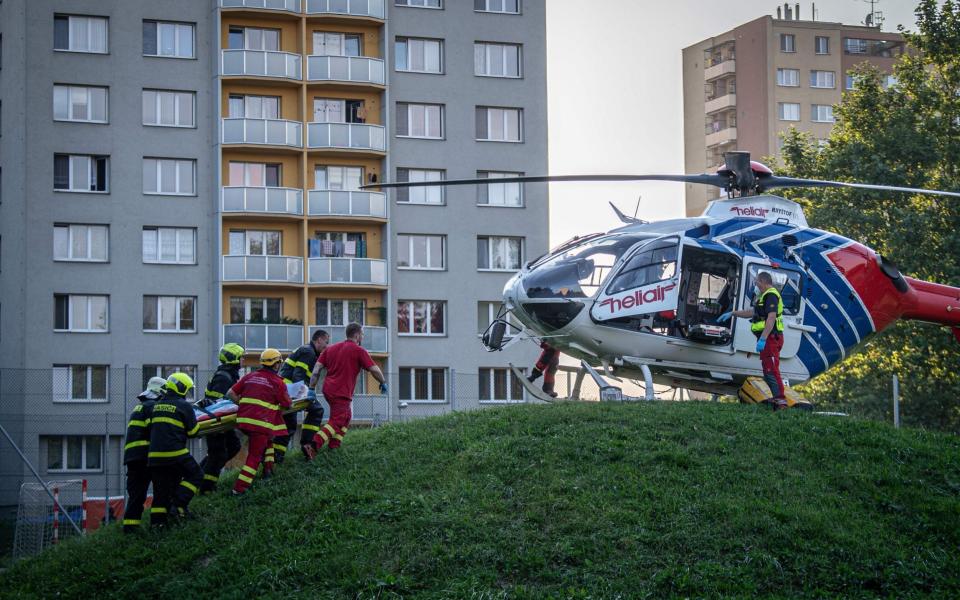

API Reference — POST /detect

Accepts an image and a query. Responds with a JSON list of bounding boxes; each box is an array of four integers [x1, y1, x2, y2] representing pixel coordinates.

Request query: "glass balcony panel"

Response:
[[306, 0, 385, 19]]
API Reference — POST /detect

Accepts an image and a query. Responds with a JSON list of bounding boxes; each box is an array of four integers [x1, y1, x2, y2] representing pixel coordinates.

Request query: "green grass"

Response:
[[2, 402, 959, 599]]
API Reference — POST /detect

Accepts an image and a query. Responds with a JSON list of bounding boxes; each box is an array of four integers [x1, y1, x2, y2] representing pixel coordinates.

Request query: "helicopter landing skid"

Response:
[[509, 363, 563, 403]]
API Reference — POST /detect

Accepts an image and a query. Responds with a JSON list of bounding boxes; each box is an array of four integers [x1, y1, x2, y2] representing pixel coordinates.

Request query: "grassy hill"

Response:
[[2, 402, 959, 599]]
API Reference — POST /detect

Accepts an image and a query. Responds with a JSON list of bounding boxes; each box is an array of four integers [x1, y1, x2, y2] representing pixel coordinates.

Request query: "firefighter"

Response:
[[276, 329, 329, 460], [147, 373, 203, 526], [196, 343, 244, 493], [121, 376, 166, 533], [303, 323, 386, 459], [528, 341, 560, 397], [227, 348, 291, 495], [718, 270, 787, 408]]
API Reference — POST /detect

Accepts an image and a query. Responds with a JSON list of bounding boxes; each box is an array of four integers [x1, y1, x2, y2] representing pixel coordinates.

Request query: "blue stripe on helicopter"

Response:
[[797, 334, 829, 378], [796, 305, 845, 368], [796, 239, 875, 338]]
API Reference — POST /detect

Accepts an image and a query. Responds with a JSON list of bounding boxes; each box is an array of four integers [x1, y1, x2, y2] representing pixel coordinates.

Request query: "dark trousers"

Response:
[[299, 400, 326, 449], [149, 455, 203, 525], [199, 430, 242, 492], [123, 460, 151, 531], [271, 412, 300, 463]]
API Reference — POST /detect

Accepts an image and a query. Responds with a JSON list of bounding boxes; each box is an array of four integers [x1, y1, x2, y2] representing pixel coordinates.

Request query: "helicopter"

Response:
[[367, 151, 960, 402]]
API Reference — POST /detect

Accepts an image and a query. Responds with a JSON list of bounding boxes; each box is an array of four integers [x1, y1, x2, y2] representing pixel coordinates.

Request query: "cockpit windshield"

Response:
[[523, 234, 653, 299]]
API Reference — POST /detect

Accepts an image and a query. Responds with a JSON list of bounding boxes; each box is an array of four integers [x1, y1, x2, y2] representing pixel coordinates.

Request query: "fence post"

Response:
[[52, 486, 60, 545], [892, 374, 900, 429], [122, 365, 128, 523], [450, 369, 457, 413], [104, 412, 110, 526]]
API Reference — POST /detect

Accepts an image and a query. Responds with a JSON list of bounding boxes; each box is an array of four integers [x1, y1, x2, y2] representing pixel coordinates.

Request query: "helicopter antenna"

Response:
[[633, 194, 641, 220]]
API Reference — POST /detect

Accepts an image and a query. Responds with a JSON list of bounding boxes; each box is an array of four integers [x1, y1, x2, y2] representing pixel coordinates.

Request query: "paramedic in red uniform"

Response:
[[527, 341, 560, 398], [303, 322, 386, 458]]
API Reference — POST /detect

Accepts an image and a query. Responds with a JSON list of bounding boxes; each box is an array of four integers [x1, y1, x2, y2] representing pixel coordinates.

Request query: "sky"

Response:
[[544, 0, 919, 246]]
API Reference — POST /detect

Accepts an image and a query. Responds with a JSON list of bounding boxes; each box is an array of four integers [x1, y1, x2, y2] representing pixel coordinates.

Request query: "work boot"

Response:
[[302, 444, 317, 461], [527, 368, 543, 383], [542, 381, 558, 398]]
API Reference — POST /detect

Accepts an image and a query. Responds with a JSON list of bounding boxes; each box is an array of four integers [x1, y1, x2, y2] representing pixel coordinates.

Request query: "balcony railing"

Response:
[[704, 59, 735, 81], [221, 49, 302, 80], [308, 257, 386, 285], [222, 187, 303, 216], [310, 325, 387, 353], [223, 255, 304, 283], [306, 0, 385, 19], [308, 190, 386, 219], [307, 122, 385, 152], [220, 0, 301, 12], [706, 127, 737, 147], [705, 93, 736, 114], [222, 118, 303, 148], [307, 55, 385, 85], [223, 324, 303, 351]]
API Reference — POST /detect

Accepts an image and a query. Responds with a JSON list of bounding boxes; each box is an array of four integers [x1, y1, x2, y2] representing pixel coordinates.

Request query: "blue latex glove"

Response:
[[379, 382, 388, 394], [756, 338, 766, 353], [717, 312, 732, 323]]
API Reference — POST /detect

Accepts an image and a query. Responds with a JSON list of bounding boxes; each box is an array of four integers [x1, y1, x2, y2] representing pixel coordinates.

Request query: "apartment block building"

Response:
[[0, 0, 547, 506], [682, 7, 904, 216]]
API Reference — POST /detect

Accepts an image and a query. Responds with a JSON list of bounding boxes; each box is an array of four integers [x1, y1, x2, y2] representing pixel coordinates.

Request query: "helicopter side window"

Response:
[[523, 234, 652, 299], [605, 239, 678, 295], [744, 265, 802, 315]]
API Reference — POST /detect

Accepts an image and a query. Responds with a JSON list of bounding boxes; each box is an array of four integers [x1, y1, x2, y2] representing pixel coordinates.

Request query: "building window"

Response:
[[810, 70, 836, 89], [479, 367, 526, 403], [811, 104, 835, 123], [777, 102, 800, 121], [397, 234, 445, 270], [143, 296, 196, 332], [779, 33, 795, 53], [775, 68, 799, 87], [228, 94, 280, 119], [396, 102, 444, 139], [230, 162, 281, 187], [53, 224, 108, 262], [142, 227, 196, 265], [477, 301, 520, 336], [395, 37, 443, 74], [142, 90, 195, 127], [399, 367, 447, 402], [45, 436, 102, 471], [53, 85, 108, 123], [397, 300, 446, 335], [143, 21, 195, 58], [229, 230, 281, 256], [228, 26, 280, 51], [815, 36, 830, 54], [143, 158, 196, 195], [54, 294, 109, 332], [54, 15, 108, 54], [315, 298, 365, 326], [477, 236, 523, 270], [475, 0, 520, 14], [883, 75, 898, 89], [313, 98, 366, 124], [315, 165, 362, 190], [474, 42, 522, 77], [142, 365, 197, 399], [476, 106, 522, 142], [845, 74, 855, 90], [395, 0, 442, 8], [843, 38, 867, 54], [52, 365, 108, 403], [312, 32, 361, 56], [477, 171, 523, 206], [230, 297, 282, 324], [395, 168, 444, 204], [311, 231, 366, 257], [54, 154, 108, 192]]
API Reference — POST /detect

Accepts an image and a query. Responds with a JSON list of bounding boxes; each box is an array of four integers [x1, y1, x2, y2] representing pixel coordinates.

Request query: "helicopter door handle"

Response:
[[787, 322, 817, 333]]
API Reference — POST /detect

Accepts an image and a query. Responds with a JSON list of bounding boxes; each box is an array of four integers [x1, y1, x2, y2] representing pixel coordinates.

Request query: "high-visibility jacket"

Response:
[[123, 398, 156, 464], [147, 392, 199, 465], [230, 367, 291, 436], [197, 364, 240, 409], [278, 343, 317, 384], [751, 287, 784, 335]]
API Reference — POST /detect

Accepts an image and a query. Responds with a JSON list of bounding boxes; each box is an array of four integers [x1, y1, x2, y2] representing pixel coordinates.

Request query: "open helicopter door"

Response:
[[590, 236, 682, 323], [732, 260, 805, 358]]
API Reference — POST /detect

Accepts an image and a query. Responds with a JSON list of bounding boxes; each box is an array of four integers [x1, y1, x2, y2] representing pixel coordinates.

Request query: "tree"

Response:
[[777, 0, 960, 432]]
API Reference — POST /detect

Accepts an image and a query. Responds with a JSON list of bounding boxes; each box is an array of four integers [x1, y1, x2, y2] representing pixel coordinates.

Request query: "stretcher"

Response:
[[193, 382, 313, 437], [737, 376, 812, 410]]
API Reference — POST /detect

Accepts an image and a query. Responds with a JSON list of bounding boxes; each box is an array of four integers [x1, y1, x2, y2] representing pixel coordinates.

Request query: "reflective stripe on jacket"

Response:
[[230, 368, 291, 436], [278, 344, 317, 384], [147, 392, 199, 465], [751, 287, 784, 334], [123, 400, 156, 464]]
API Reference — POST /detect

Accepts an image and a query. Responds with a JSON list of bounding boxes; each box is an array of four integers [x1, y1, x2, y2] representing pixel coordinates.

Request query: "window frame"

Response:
[[142, 226, 197, 265], [775, 68, 799, 87], [142, 89, 196, 128], [230, 296, 283, 324], [398, 367, 448, 403], [814, 35, 830, 54], [54, 294, 110, 333], [777, 102, 800, 122], [394, 0, 443, 9], [395, 167, 445, 205], [396, 300, 447, 336], [142, 20, 196, 59], [142, 157, 197, 196], [476, 171, 524, 207], [809, 70, 836, 89], [779, 33, 796, 53], [395, 36, 444, 74], [477, 235, 524, 271], [477, 301, 521, 338], [53, 154, 109, 193], [142, 295, 197, 333], [53, 224, 109, 262], [314, 165, 363, 191], [314, 298, 365, 327], [52, 365, 109, 404], [397, 234, 446, 271], [228, 229, 283, 256], [479, 367, 526, 403], [53, 15, 109, 54], [473, 41, 522, 78], [811, 104, 835, 123], [744, 264, 804, 316], [142, 365, 198, 399], [53, 84, 109, 124], [45, 435, 104, 472], [476, 106, 523, 142], [474, 0, 521, 14], [396, 102, 445, 139]]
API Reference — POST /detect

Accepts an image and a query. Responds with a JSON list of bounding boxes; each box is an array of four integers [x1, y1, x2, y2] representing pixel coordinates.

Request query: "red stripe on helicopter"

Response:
[[825, 243, 902, 332]]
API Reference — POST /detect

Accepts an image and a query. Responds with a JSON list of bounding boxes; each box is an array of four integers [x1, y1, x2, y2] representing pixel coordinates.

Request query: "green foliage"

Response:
[[1, 403, 959, 598], [777, 0, 960, 433]]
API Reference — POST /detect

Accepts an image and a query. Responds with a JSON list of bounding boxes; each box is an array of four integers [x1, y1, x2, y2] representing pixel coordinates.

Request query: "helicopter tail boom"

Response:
[[902, 278, 960, 328]]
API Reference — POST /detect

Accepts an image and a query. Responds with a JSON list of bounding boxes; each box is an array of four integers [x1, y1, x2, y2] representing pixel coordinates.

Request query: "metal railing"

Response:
[[220, 0, 301, 12], [307, 122, 385, 152], [221, 49, 302, 80], [306, 55, 385, 85], [222, 187, 303, 216], [309, 325, 388, 353], [223, 324, 304, 351], [307, 190, 386, 219], [222, 255, 304, 283], [222, 118, 303, 147], [308, 257, 386, 285], [306, 0, 385, 19]]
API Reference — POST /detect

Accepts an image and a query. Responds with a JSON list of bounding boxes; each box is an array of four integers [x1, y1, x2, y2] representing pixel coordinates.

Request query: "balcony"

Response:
[[221, 49, 302, 81], [222, 187, 303, 216], [306, 0, 385, 19], [705, 93, 736, 114], [307, 123, 385, 153], [310, 325, 388, 353], [223, 255, 304, 284], [220, 0, 301, 12], [223, 324, 303, 352], [706, 127, 737, 147], [309, 257, 386, 286], [307, 55, 385, 86], [704, 59, 735, 81], [222, 118, 303, 148], [308, 190, 386, 220]]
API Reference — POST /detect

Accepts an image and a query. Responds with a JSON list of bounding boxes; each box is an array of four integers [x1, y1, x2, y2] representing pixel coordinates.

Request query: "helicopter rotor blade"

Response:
[[362, 173, 729, 190], [760, 176, 960, 199]]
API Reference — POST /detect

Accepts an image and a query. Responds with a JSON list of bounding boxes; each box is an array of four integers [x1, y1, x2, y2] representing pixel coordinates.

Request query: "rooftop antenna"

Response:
[[862, 0, 884, 29]]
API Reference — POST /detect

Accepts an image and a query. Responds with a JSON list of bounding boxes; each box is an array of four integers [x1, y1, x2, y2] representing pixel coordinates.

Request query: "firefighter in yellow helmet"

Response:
[[196, 343, 245, 493]]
